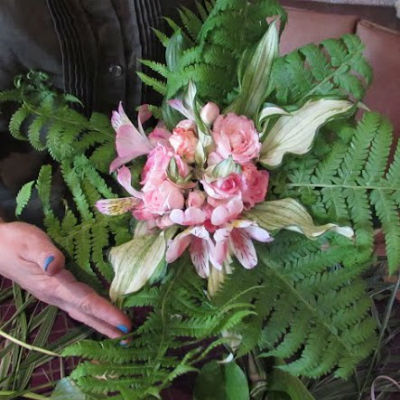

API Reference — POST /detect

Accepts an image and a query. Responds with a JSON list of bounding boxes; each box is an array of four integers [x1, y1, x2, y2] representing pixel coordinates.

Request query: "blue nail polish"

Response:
[[117, 324, 129, 334], [44, 256, 55, 271]]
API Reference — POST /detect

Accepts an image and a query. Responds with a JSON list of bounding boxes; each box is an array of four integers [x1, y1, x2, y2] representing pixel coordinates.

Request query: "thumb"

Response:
[[25, 237, 65, 276]]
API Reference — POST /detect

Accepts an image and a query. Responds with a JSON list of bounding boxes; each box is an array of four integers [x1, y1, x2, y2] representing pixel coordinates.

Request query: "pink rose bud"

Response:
[[241, 163, 269, 208], [201, 102, 220, 126], [169, 120, 198, 163], [187, 190, 206, 208]]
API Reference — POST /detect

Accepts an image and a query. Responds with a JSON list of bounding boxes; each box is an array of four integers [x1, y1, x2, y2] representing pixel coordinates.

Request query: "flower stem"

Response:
[[0, 329, 60, 357]]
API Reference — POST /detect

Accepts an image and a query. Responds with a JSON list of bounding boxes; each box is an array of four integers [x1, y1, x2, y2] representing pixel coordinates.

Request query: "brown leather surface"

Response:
[[280, 6, 358, 54], [357, 19, 400, 138], [281, 0, 400, 32]]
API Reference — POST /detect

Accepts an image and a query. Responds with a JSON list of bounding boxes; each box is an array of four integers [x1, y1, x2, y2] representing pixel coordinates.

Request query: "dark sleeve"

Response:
[[0, 0, 63, 222]]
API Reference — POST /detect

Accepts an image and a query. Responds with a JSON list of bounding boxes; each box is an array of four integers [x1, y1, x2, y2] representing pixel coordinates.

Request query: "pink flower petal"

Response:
[[117, 166, 143, 198], [138, 104, 152, 125], [111, 102, 132, 130], [109, 155, 135, 173], [116, 125, 153, 159], [168, 99, 195, 120], [244, 225, 273, 243], [230, 229, 258, 269], [190, 237, 210, 278], [166, 231, 192, 263], [211, 205, 230, 226], [95, 197, 140, 216], [170, 208, 206, 226]]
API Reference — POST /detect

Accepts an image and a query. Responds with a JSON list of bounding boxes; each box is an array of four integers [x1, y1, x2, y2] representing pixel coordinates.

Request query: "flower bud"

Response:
[[201, 102, 220, 126]]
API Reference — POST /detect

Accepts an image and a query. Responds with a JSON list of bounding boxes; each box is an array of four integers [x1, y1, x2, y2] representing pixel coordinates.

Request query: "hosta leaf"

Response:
[[260, 99, 353, 168], [230, 21, 279, 117], [246, 198, 354, 239], [109, 228, 176, 301]]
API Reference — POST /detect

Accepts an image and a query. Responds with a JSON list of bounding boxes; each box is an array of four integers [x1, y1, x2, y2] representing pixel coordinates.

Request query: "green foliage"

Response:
[[194, 361, 250, 400], [15, 180, 35, 217], [0, 72, 131, 288], [272, 112, 400, 273], [62, 260, 254, 399], [0, 0, 393, 398], [212, 232, 377, 379], [139, 0, 287, 107], [269, 34, 372, 105]]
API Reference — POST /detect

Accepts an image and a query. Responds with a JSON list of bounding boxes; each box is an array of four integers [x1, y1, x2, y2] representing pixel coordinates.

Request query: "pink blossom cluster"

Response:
[[97, 102, 272, 278]]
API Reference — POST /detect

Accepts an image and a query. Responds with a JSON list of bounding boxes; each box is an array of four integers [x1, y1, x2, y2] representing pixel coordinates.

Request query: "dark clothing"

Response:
[[0, 0, 188, 221]]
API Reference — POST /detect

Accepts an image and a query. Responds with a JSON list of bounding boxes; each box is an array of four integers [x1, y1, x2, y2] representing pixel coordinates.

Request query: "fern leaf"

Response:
[[15, 180, 35, 217]]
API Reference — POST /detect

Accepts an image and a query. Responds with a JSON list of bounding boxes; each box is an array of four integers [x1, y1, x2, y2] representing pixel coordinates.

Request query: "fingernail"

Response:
[[44, 256, 55, 271], [120, 340, 129, 347], [117, 324, 129, 334]]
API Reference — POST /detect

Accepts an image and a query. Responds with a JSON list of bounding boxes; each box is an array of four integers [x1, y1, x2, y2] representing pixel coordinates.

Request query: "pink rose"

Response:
[[169, 120, 198, 163], [241, 163, 269, 208], [202, 173, 242, 201], [134, 181, 184, 219], [212, 113, 261, 165]]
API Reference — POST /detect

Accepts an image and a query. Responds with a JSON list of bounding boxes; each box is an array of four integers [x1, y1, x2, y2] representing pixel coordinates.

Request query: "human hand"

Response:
[[0, 220, 131, 338]]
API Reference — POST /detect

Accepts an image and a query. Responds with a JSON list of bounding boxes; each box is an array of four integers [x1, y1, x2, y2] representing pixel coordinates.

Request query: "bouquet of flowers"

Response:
[[1, 0, 399, 399], [97, 63, 354, 299]]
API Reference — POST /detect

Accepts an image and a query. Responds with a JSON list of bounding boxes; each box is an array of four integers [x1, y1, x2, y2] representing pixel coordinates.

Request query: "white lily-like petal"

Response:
[[246, 198, 354, 240], [260, 99, 353, 168]]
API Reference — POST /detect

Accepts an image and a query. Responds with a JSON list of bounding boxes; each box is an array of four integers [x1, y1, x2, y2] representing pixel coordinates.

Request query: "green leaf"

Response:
[[260, 99, 353, 168], [229, 21, 279, 118], [15, 180, 35, 217], [246, 198, 354, 240], [108, 228, 176, 301], [194, 361, 250, 400], [268, 369, 315, 400], [51, 378, 106, 400]]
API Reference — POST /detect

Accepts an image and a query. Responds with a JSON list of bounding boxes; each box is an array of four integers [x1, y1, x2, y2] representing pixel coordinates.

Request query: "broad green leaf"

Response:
[[246, 198, 354, 239], [51, 378, 89, 400], [194, 361, 250, 400], [109, 228, 176, 301], [260, 99, 353, 168], [230, 21, 279, 118], [269, 369, 315, 400], [15, 180, 35, 217]]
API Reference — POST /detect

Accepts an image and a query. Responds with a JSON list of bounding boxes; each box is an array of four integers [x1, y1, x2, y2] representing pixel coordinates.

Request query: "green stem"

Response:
[[287, 183, 400, 192], [0, 329, 60, 357], [0, 391, 49, 400], [358, 273, 400, 399]]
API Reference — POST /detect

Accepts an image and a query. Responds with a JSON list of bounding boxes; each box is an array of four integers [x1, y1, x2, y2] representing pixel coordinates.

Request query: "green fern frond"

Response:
[[270, 34, 372, 105], [213, 234, 377, 379], [15, 180, 35, 217], [273, 112, 400, 273]]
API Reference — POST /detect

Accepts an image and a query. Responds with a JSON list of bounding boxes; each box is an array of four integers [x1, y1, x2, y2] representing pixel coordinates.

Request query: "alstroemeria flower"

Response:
[[166, 226, 215, 278], [134, 180, 185, 219], [110, 103, 154, 172], [210, 197, 243, 226], [141, 144, 190, 192], [96, 166, 142, 216], [213, 220, 272, 270]]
